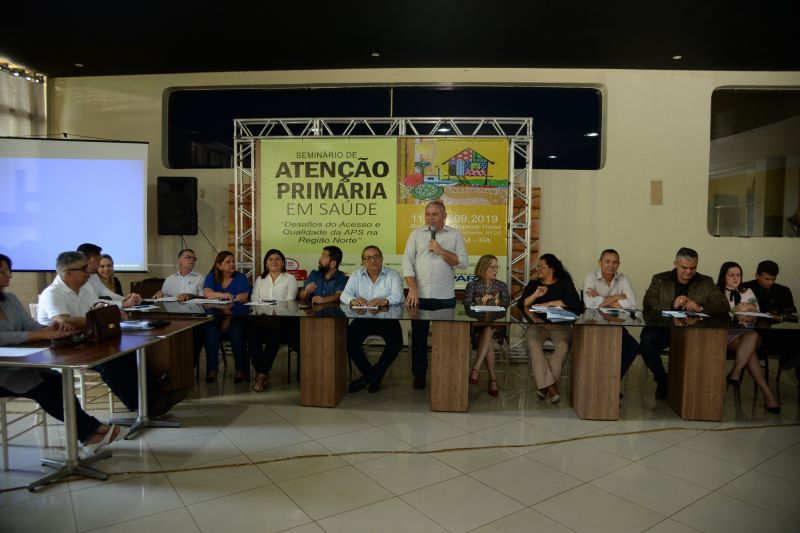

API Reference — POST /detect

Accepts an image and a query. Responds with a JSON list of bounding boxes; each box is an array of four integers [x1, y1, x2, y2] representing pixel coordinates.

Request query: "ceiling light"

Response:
[[24, 74, 31, 81], [74, 63, 84, 68], [12, 69, 20, 76], [371, 52, 380, 58], [584, 132, 599, 137], [547, 155, 557, 159], [437, 127, 451, 132], [672, 55, 683, 60]]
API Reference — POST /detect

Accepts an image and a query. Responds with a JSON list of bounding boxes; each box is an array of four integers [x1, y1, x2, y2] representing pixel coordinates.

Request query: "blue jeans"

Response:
[[204, 315, 248, 373]]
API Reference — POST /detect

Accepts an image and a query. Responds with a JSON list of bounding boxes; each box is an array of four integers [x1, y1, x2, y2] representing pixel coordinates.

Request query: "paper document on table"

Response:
[[471, 305, 506, 312], [530, 306, 552, 313], [733, 311, 771, 318], [151, 297, 177, 302], [120, 320, 155, 330], [351, 305, 380, 309], [246, 300, 276, 306], [661, 310, 709, 318], [0, 347, 45, 357], [191, 298, 233, 304], [546, 308, 577, 321], [599, 307, 630, 316], [122, 305, 160, 312]]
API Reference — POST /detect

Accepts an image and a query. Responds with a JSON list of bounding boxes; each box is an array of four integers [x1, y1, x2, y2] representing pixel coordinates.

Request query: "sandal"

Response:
[[469, 368, 479, 385], [82, 424, 124, 457], [488, 379, 499, 397], [205, 370, 218, 383], [254, 373, 269, 392]]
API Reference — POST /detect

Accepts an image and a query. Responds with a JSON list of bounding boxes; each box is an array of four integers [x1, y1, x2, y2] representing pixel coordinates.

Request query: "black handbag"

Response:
[[85, 301, 122, 342]]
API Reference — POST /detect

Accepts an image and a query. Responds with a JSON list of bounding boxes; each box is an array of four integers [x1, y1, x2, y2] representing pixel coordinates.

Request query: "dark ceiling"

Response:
[[3, 1, 799, 78]]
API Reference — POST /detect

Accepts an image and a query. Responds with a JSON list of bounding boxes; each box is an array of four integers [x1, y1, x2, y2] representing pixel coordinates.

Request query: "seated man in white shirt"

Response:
[[341, 246, 405, 393], [582, 248, 640, 382], [38, 251, 171, 415], [152, 248, 204, 302], [77, 243, 142, 306]]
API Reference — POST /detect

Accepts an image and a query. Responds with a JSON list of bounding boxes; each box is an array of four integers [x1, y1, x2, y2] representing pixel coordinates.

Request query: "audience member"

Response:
[[299, 246, 348, 304], [517, 253, 581, 403], [202, 251, 251, 383], [153, 248, 204, 302], [341, 246, 404, 393], [77, 243, 141, 306], [463, 254, 509, 397], [582, 248, 640, 382], [97, 254, 123, 296], [37, 251, 173, 415], [716, 261, 780, 413], [640, 247, 728, 398], [250, 249, 299, 392]]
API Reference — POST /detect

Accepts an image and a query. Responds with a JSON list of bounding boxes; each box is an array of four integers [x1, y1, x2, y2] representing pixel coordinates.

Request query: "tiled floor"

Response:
[[2, 355, 799, 533]]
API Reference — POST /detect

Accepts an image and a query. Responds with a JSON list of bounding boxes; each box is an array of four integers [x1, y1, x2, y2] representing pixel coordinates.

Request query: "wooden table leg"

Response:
[[570, 325, 621, 420], [300, 317, 347, 407], [430, 321, 470, 412], [667, 328, 727, 421]]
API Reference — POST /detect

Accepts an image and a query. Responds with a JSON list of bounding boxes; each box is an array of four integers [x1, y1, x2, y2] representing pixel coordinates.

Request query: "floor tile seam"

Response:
[[391, 492, 456, 533], [72, 478, 186, 532], [77, 504, 190, 533], [263, 459, 353, 485], [682, 426, 790, 454], [352, 457, 462, 497], [715, 469, 800, 522], [579, 434, 668, 463], [674, 438, 785, 470], [278, 469, 395, 523], [316, 426, 418, 455], [565, 481, 671, 521], [67, 471, 152, 495], [465, 462, 576, 508], [588, 472, 713, 517], [176, 474, 276, 510], [342, 407, 427, 426], [625, 456, 719, 493]]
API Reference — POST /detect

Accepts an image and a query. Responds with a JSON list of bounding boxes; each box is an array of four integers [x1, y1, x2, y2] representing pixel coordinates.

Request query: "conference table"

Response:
[[0, 335, 159, 491], [114, 318, 210, 438], [127, 299, 799, 422]]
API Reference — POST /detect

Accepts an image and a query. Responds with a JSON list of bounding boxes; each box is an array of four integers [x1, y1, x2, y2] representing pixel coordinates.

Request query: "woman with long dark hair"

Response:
[[249, 249, 299, 392], [202, 251, 251, 383], [517, 253, 581, 403], [716, 261, 779, 413]]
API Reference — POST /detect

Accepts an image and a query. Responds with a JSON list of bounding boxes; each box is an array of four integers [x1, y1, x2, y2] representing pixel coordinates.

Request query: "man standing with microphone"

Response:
[[403, 200, 468, 389]]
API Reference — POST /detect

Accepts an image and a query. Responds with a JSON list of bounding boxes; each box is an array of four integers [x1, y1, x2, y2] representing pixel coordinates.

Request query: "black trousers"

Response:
[[618, 327, 642, 378], [348, 319, 403, 385], [636, 327, 669, 385], [410, 297, 456, 377], [249, 317, 300, 375], [93, 352, 165, 413], [0, 371, 101, 443]]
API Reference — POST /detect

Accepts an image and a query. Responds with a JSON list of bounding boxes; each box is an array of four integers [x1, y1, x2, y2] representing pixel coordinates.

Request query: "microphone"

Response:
[[429, 226, 436, 241]]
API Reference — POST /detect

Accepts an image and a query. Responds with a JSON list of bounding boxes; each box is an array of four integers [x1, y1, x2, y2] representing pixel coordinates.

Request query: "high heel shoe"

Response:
[[488, 379, 499, 397], [726, 374, 741, 391], [233, 371, 247, 384], [469, 368, 479, 385], [205, 370, 218, 383], [766, 405, 781, 414]]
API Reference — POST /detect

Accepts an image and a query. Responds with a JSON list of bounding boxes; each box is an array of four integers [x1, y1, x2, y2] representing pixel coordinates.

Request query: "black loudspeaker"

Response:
[[157, 177, 198, 235]]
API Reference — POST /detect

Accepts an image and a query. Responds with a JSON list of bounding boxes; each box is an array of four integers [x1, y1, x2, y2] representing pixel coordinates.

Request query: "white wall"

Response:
[[11, 67, 800, 306]]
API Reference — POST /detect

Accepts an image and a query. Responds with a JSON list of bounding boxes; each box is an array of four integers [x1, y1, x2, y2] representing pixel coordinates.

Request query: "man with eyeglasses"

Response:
[[152, 248, 204, 302], [77, 243, 142, 307], [37, 251, 173, 415], [341, 246, 405, 393], [298, 246, 348, 305], [403, 200, 468, 389]]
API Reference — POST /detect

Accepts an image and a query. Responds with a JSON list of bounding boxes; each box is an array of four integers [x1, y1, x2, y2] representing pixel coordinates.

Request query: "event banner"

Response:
[[259, 138, 508, 286]]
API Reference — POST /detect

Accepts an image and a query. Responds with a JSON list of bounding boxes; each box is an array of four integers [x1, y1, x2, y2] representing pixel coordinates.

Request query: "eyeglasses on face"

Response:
[[362, 255, 382, 262], [181, 255, 197, 260], [66, 265, 89, 272]]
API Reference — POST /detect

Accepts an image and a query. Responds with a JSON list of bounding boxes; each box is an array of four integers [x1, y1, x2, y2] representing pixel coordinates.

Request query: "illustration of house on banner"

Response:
[[441, 148, 495, 185]]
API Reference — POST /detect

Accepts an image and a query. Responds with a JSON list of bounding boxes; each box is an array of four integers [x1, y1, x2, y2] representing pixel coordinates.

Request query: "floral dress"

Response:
[[463, 279, 510, 346]]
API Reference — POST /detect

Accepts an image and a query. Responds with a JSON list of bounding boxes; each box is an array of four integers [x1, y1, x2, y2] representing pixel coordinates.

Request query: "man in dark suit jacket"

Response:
[[638, 247, 729, 398], [744, 260, 799, 375]]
